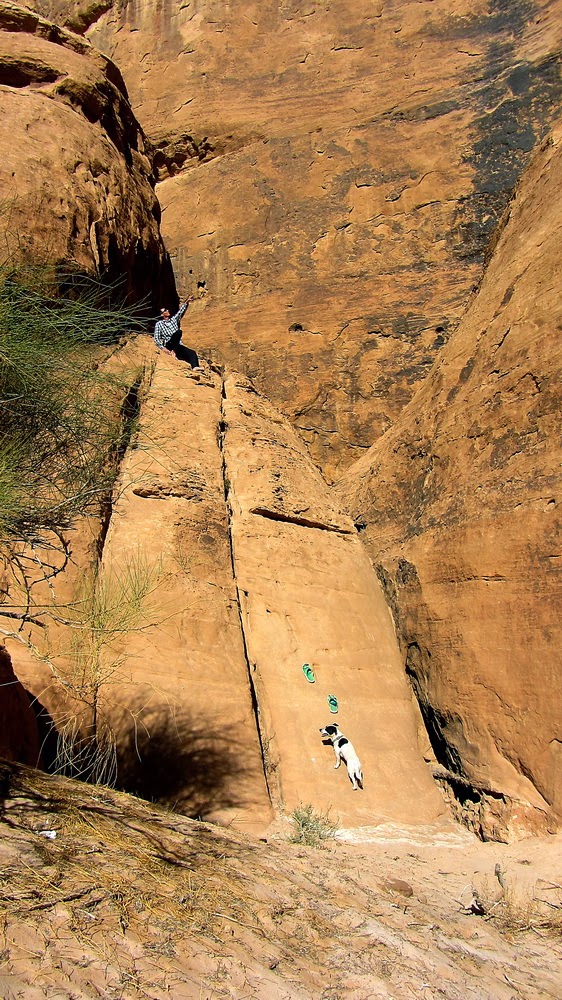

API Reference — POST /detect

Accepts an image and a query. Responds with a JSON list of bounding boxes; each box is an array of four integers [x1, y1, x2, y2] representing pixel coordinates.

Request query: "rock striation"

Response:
[[339, 123, 562, 840], [0, 0, 172, 303], [84, 0, 562, 475]]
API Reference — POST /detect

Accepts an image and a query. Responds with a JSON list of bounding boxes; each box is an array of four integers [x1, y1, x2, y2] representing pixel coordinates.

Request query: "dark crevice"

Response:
[[218, 378, 274, 807], [430, 763, 546, 843], [0, 59, 61, 87], [150, 133, 217, 180], [96, 368, 145, 562], [432, 763, 505, 801], [249, 507, 353, 534], [406, 641, 464, 775]]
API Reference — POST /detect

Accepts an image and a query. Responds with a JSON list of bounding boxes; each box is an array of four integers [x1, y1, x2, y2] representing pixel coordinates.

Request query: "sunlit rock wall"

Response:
[[0, 0, 173, 304], [83, 0, 562, 475], [340, 125, 562, 840]]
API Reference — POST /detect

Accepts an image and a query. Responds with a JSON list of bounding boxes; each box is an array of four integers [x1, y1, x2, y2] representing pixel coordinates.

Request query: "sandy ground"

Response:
[[0, 763, 560, 1000]]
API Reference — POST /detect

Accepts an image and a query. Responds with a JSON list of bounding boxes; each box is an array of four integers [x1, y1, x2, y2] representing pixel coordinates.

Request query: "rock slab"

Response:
[[97, 350, 273, 832], [222, 374, 445, 827]]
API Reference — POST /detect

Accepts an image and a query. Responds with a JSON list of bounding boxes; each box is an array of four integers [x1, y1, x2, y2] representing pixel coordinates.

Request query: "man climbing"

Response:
[[154, 297, 193, 355]]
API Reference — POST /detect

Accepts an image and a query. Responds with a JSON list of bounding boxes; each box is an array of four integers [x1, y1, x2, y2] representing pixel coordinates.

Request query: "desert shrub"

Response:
[[0, 260, 146, 540], [0, 254, 157, 788], [51, 717, 118, 787], [27, 552, 164, 787], [62, 555, 162, 715], [288, 805, 338, 847]]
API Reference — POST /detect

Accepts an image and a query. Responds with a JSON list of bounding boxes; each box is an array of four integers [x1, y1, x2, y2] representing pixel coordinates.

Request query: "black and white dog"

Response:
[[320, 724, 363, 790]]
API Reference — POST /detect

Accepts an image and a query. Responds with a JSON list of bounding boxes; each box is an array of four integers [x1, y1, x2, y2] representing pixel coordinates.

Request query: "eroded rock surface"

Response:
[[222, 373, 445, 826], [83, 0, 562, 475], [339, 124, 562, 840], [94, 351, 273, 832], [0, 0, 172, 302]]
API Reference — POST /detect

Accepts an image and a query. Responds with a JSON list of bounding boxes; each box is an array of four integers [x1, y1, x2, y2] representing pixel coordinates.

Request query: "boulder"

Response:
[[0, 0, 173, 304]]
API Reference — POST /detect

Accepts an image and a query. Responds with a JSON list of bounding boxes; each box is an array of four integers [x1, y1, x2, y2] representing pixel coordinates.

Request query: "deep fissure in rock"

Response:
[[96, 367, 145, 562], [218, 377, 274, 806]]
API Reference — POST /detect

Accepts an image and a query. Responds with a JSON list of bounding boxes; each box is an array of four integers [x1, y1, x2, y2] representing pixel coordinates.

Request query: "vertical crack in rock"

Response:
[[96, 364, 151, 564], [218, 375, 274, 807]]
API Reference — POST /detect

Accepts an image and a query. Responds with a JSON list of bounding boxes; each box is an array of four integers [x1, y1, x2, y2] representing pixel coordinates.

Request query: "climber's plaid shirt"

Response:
[[153, 302, 188, 348]]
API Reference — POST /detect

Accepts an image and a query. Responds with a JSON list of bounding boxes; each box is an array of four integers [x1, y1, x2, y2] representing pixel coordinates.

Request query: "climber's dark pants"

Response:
[[164, 329, 182, 353]]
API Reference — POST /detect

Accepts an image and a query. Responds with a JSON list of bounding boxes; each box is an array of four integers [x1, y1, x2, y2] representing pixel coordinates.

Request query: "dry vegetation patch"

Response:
[[1, 762, 561, 999], [465, 864, 562, 935]]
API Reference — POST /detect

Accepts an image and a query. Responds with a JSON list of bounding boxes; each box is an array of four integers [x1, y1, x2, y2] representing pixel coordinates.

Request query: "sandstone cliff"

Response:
[[82, 0, 562, 475], [7, 344, 446, 832], [1, 0, 560, 848], [0, 0, 172, 302], [82, 350, 445, 829], [339, 123, 562, 839]]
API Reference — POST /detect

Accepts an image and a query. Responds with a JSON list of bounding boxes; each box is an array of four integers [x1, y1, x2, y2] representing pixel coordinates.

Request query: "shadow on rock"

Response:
[[174, 343, 199, 366], [114, 702, 249, 820]]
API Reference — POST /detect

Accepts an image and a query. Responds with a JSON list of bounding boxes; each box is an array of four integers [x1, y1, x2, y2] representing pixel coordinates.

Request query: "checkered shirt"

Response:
[[154, 302, 188, 348]]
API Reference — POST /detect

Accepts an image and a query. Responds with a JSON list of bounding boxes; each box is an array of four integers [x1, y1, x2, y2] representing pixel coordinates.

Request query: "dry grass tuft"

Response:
[[288, 804, 338, 848], [468, 867, 562, 935]]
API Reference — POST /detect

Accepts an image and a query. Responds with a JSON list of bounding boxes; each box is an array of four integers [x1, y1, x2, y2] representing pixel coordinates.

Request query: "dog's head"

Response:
[[320, 724, 340, 740]]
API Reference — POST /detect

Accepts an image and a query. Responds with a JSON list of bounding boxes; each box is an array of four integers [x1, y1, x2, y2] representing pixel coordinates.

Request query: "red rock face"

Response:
[[0, 0, 173, 304], [221, 372, 445, 827], [0, 645, 41, 767], [340, 126, 562, 839], [4, 1, 560, 841], [85, 0, 562, 475], [4, 343, 444, 833]]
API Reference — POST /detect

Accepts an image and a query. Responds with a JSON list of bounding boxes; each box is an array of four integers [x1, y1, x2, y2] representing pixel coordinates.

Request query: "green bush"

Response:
[[0, 261, 147, 540], [0, 255, 160, 787]]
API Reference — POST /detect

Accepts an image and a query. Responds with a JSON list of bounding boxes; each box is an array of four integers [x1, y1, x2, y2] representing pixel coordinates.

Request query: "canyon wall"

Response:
[[2, 0, 560, 841], [93, 350, 445, 830], [0, 0, 172, 303], [339, 125, 562, 839], [8, 345, 445, 832], [80, 0, 562, 476]]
